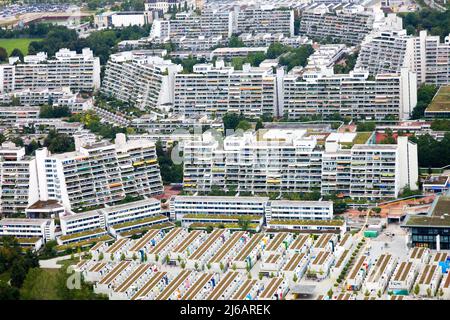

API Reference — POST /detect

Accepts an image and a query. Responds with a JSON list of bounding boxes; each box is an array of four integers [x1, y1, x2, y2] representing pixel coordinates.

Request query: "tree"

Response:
[[43, 130, 75, 154], [228, 35, 245, 48], [236, 120, 252, 131], [293, 273, 298, 283], [0, 281, 19, 300], [238, 217, 251, 231], [223, 113, 246, 131], [327, 289, 333, 299], [10, 259, 27, 288], [9, 48, 24, 62], [132, 253, 137, 261], [0, 47, 7, 62], [356, 122, 376, 132], [255, 119, 264, 130], [120, 253, 126, 261], [414, 284, 420, 296], [42, 240, 58, 258], [98, 252, 104, 260], [427, 287, 432, 297], [39, 105, 71, 118], [266, 42, 290, 59], [411, 84, 438, 119], [205, 225, 213, 233]]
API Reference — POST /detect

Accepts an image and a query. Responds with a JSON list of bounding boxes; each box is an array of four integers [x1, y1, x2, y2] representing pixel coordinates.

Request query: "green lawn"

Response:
[[0, 38, 43, 55]]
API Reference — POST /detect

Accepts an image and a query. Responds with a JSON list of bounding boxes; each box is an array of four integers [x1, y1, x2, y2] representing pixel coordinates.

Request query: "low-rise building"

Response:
[[0, 217, 55, 250], [388, 260, 418, 295]]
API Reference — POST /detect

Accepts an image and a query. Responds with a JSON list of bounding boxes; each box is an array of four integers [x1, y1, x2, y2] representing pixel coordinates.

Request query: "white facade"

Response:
[[299, 4, 374, 45], [0, 142, 39, 216], [0, 218, 55, 242], [60, 210, 106, 236], [356, 29, 415, 77], [235, 7, 294, 36], [182, 129, 418, 201], [102, 51, 182, 111], [283, 67, 417, 120], [169, 195, 267, 220], [0, 48, 100, 93], [174, 61, 278, 118], [265, 200, 333, 222], [413, 30, 450, 86], [35, 134, 163, 211]]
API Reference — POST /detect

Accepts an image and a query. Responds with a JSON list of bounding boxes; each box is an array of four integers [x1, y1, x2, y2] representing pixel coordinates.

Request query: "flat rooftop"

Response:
[[404, 196, 450, 227], [423, 175, 449, 186], [27, 200, 63, 210]]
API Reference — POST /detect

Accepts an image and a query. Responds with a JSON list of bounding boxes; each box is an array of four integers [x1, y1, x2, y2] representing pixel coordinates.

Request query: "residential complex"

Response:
[[34, 133, 163, 211], [102, 51, 182, 111], [356, 30, 415, 76], [0, 142, 39, 216], [0, 48, 101, 93], [413, 31, 450, 86], [183, 129, 418, 201], [299, 4, 374, 45], [358, 29, 450, 85], [283, 67, 417, 120], [234, 7, 294, 36], [174, 60, 278, 117]]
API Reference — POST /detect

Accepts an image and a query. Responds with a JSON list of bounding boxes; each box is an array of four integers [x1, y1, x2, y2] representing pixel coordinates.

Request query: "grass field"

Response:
[[0, 38, 43, 55]]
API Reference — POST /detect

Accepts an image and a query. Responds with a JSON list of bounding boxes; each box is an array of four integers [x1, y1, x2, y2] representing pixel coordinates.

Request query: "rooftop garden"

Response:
[[111, 215, 168, 230], [56, 235, 114, 252], [5, 237, 41, 244], [268, 219, 345, 226], [118, 222, 174, 237], [425, 85, 450, 112], [183, 214, 263, 221], [353, 132, 372, 145], [59, 228, 106, 241], [188, 222, 260, 231]]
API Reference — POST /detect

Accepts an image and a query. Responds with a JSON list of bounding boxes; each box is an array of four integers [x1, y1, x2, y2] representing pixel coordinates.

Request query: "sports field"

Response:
[[0, 38, 43, 55]]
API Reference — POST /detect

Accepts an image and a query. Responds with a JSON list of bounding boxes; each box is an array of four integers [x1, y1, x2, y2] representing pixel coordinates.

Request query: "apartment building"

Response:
[[0, 87, 71, 107], [0, 106, 40, 125], [182, 129, 418, 201], [356, 29, 415, 76], [174, 60, 277, 118], [169, 195, 268, 220], [210, 47, 269, 60], [102, 51, 182, 111], [283, 67, 417, 120], [0, 64, 15, 93], [0, 218, 55, 250], [265, 200, 333, 222], [413, 31, 450, 86], [60, 210, 106, 236], [130, 113, 223, 134], [0, 48, 100, 94], [238, 33, 311, 48], [158, 10, 233, 39], [234, 7, 294, 36], [173, 35, 226, 51], [299, 4, 374, 45], [35, 133, 163, 211], [0, 142, 39, 216]]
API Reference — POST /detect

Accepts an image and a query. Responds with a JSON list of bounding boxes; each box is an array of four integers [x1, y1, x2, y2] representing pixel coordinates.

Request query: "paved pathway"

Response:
[[39, 253, 82, 269]]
